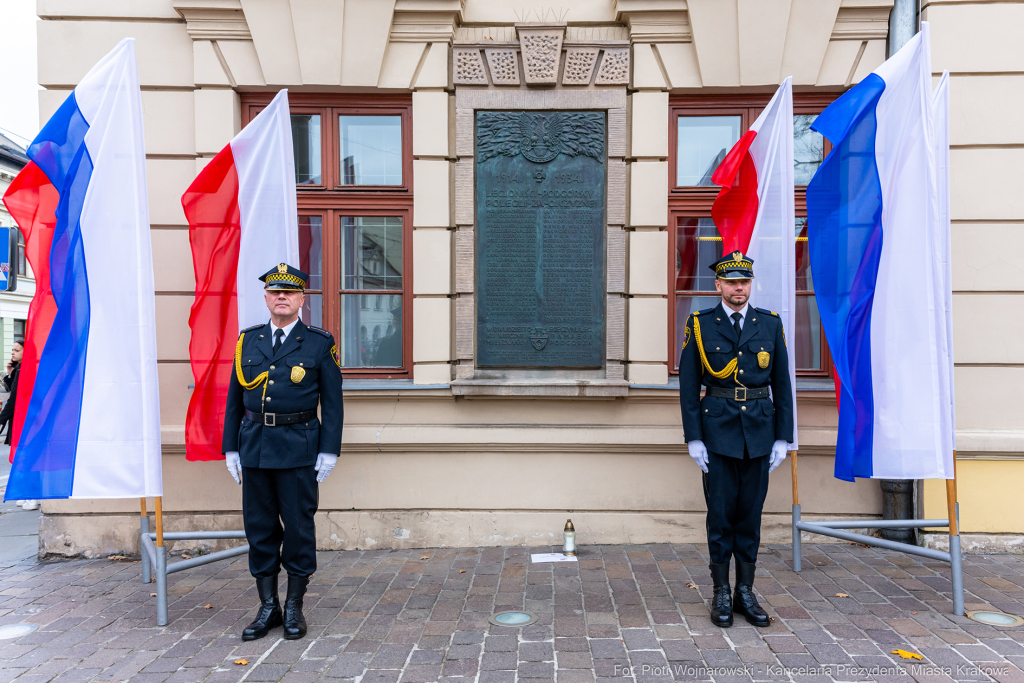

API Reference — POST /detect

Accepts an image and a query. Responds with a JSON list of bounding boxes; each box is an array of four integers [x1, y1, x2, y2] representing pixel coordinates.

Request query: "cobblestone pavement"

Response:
[[2, 543, 1024, 683]]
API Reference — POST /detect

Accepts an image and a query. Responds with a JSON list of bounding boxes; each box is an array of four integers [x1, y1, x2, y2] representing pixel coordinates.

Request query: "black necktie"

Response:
[[731, 312, 742, 338], [273, 328, 284, 353]]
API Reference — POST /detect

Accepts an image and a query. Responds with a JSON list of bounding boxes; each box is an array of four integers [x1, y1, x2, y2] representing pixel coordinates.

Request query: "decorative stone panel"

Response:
[[484, 49, 520, 85], [562, 47, 600, 85], [595, 48, 630, 85], [454, 48, 487, 84], [517, 27, 564, 84]]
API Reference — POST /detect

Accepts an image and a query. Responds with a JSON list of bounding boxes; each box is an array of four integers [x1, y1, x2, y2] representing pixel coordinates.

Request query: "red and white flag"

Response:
[[710, 77, 798, 448], [182, 90, 299, 461]]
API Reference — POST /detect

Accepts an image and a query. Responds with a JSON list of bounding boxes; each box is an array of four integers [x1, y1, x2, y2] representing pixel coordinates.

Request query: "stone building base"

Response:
[[40, 510, 890, 560]]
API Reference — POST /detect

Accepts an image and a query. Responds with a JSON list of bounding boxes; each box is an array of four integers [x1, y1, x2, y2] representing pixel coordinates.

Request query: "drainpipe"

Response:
[[879, 0, 920, 545]]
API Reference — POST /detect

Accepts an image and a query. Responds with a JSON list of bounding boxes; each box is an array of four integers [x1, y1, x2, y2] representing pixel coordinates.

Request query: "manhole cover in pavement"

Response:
[[0, 623, 39, 640], [488, 611, 538, 627], [967, 610, 1023, 627]]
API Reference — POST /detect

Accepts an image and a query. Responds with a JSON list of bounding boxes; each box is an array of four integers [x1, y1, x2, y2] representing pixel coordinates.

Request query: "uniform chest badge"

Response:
[[291, 366, 306, 383], [757, 351, 770, 368]]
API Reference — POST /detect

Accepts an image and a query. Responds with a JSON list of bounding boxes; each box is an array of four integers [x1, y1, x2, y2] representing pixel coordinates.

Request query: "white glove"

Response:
[[225, 451, 241, 485], [687, 440, 709, 474], [315, 453, 338, 483], [769, 440, 789, 474]]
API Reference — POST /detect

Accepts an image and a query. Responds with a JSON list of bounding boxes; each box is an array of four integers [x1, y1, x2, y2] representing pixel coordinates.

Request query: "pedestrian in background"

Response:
[[1, 340, 36, 511]]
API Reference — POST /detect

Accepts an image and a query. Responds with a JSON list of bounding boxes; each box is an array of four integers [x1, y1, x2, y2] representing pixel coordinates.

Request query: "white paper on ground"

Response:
[[530, 553, 578, 563]]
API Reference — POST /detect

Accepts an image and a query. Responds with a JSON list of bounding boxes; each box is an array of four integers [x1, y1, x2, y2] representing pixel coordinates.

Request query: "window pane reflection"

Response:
[[298, 216, 323, 291], [291, 115, 321, 185], [674, 295, 721, 369], [340, 294, 402, 367], [794, 295, 821, 370], [341, 216, 403, 290], [677, 116, 740, 186], [795, 217, 812, 290], [675, 216, 722, 292], [794, 114, 824, 185], [302, 294, 322, 328], [340, 115, 402, 185]]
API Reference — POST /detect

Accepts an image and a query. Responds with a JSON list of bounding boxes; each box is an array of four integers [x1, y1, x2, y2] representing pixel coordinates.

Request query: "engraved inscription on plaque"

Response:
[[476, 111, 606, 368]]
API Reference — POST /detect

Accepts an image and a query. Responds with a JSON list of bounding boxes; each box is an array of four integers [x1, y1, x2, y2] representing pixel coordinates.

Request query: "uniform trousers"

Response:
[[242, 465, 318, 579], [702, 449, 770, 565]]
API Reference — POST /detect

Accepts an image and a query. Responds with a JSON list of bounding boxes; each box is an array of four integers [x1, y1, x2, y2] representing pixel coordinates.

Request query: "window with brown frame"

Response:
[[242, 94, 413, 378], [668, 94, 837, 377]]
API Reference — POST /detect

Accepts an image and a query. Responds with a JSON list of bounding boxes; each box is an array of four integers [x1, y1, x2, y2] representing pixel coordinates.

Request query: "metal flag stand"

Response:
[[790, 452, 964, 616], [139, 497, 249, 626]]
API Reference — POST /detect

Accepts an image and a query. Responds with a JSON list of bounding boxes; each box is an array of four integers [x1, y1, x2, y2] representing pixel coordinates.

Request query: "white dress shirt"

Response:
[[270, 317, 299, 344], [724, 302, 750, 331]]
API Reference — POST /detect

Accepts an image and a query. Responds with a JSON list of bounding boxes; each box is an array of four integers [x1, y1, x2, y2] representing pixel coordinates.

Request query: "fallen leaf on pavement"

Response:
[[182, 554, 192, 560], [234, 659, 249, 666], [420, 556, 429, 561], [107, 554, 128, 560], [769, 616, 776, 622], [150, 593, 157, 597], [686, 583, 698, 589], [459, 570, 466, 574], [204, 604, 212, 609], [835, 593, 849, 598], [891, 649, 923, 660]]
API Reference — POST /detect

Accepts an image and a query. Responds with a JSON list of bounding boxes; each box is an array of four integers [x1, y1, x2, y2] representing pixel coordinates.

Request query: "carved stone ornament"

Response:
[[454, 48, 488, 84], [484, 49, 520, 85], [594, 47, 630, 85], [517, 28, 564, 84], [476, 111, 605, 163], [561, 47, 599, 85]]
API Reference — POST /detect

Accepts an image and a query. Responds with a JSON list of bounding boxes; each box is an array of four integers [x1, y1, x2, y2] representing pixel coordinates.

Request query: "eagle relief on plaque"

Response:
[[475, 111, 606, 368]]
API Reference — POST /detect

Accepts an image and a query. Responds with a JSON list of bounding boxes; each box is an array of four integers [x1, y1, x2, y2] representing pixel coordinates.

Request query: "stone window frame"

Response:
[[667, 93, 839, 379], [241, 94, 415, 379], [451, 89, 629, 397]]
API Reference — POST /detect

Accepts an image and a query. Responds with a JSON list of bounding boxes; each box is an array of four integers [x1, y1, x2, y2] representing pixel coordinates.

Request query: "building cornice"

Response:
[[172, 0, 251, 41], [390, 0, 464, 43]]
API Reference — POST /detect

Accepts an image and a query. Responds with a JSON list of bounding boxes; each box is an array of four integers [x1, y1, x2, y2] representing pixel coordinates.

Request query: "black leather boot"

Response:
[[708, 561, 733, 628], [733, 561, 770, 627], [283, 575, 309, 640], [242, 575, 282, 641]]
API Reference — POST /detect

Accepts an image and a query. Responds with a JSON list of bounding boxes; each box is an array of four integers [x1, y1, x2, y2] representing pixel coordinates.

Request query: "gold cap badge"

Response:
[[732, 251, 743, 261], [277, 263, 287, 273]]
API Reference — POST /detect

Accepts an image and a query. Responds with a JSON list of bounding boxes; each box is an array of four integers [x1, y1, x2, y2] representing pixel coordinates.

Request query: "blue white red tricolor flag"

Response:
[[1, 38, 162, 500], [806, 22, 955, 481], [182, 90, 298, 461], [711, 77, 798, 449]]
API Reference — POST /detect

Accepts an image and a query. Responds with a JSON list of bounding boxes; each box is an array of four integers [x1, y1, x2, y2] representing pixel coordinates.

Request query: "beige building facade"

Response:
[[28, 0, 1024, 557]]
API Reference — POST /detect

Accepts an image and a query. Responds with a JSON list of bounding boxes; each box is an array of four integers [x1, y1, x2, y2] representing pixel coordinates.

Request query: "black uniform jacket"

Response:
[[222, 319, 344, 469], [678, 303, 794, 459]]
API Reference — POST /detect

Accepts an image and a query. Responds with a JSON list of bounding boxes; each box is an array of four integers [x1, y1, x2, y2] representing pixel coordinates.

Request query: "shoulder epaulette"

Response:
[[755, 307, 779, 317], [307, 326, 332, 338], [240, 323, 264, 335], [694, 307, 716, 317]]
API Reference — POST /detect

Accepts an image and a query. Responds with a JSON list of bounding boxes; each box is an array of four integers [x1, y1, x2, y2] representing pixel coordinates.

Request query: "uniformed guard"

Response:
[[678, 251, 793, 628], [223, 263, 344, 641]]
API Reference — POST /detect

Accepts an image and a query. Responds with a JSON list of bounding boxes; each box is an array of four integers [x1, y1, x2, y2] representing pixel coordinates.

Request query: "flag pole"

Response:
[[154, 496, 167, 625], [947, 452, 963, 615], [139, 497, 150, 583], [791, 451, 801, 571]]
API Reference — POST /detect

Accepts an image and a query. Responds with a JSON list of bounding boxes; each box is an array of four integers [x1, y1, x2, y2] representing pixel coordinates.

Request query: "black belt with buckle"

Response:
[[244, 409, 317, 427], [705, 386, 769, 402]]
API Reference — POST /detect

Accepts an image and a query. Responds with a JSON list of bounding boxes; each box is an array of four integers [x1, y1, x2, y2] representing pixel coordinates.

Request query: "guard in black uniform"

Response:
[[223, 263, 344, 641], [678, 252, 793, 628]]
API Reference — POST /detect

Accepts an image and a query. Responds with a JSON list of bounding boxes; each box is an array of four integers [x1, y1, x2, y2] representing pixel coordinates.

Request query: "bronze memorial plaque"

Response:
[[475, 111, 606, 368]]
